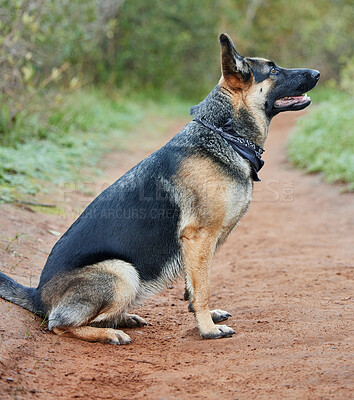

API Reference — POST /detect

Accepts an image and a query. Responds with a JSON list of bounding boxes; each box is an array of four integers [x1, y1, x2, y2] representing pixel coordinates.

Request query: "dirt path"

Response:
[[0, 112, 353, 400]]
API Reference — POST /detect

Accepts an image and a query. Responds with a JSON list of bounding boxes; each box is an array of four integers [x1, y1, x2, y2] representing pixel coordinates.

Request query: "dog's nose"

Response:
[[312, 70, 320, 81]]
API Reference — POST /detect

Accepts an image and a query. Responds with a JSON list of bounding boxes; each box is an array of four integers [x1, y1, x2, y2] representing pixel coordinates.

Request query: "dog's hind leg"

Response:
[[89, 312, 148, 329], [181, 226, 235, 339], [116, 313, 148, 328], [52, 326, 132, 344], [44, 260, 140, 345]]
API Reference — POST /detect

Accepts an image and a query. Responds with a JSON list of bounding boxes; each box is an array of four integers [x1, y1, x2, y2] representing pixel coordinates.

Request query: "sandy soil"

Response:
[[0, 112, 353, 400]]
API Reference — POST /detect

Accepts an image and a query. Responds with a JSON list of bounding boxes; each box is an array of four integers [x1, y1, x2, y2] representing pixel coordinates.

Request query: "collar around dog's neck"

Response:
[[193, 117, 265, 182]]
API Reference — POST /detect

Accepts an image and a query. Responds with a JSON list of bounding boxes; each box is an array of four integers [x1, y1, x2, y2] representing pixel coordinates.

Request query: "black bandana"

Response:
[[193, 117, 265, 181]]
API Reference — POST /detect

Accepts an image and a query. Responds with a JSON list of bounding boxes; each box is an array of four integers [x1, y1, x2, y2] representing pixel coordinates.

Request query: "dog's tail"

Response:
[[0, 272, 44, 315]]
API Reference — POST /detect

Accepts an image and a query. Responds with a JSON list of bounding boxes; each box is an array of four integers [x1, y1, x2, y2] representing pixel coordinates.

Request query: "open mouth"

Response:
[[274, 94, 311, 109]]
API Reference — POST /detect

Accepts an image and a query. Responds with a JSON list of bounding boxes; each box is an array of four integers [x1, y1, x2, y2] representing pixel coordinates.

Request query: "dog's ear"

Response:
[[219, 33, 251, 88]]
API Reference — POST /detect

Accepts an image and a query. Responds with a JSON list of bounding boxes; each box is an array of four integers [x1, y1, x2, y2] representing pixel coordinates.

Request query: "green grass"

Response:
[[288, 89, 354, 191], [0, 88, 191, 202]]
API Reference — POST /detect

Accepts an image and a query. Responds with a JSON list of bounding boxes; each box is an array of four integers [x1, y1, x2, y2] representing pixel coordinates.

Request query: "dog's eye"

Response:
[[270, 67, 277, 74]]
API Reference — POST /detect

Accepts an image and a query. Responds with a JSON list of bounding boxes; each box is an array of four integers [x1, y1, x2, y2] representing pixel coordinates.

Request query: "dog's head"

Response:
[[219, 33, 320, 120]]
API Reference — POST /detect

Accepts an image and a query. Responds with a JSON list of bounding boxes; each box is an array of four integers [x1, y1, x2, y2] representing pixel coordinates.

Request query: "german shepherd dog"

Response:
[[0, 34, 319, 344]]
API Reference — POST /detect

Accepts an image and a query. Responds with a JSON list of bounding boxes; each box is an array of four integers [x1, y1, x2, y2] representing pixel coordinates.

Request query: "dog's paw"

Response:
[[120, 314, 148, 328], [201, 324, 235, 339], [210, 309, 232, 323], [106, 329, 132, 345]]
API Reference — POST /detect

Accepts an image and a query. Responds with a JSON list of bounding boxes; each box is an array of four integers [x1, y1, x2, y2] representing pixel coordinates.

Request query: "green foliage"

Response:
[[0, 0, 220, 102], [0, 0, 108, 93], [0, 89, 131, 147], [0, 89, 121, 198], [288, 91, 354, 191], [111, 0, 220, 98], [1, 0, 352, 102], [0, 88, 190, 201], [339, 55, 354, 96], [222, 0, 353, 88], [1, 0, 352, 199]]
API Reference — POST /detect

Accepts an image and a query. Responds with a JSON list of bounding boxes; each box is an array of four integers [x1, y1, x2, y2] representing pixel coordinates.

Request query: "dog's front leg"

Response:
[[185, 279, 232, 323], [181, 226, 235, 339]]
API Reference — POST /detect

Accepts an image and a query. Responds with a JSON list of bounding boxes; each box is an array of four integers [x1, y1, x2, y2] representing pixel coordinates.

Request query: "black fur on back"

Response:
[[39, 144, 185, 286]]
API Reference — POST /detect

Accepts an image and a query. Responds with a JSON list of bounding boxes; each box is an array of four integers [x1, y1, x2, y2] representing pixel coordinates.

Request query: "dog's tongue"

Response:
[[274, 94, 310, 107]]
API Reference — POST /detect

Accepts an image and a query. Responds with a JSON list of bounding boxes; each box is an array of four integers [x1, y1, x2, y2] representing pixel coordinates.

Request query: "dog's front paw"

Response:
[[210, 309, 232, 323], [201, 324, 235, 339]]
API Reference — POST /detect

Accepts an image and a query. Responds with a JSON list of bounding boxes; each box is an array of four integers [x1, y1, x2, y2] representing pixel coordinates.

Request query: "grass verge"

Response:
[[288, 88, 354, 191], [0, 88, 191, 202]]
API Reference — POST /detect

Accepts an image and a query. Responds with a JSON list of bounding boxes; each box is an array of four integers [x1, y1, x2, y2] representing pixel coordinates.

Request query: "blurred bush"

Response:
[[222, 0, 353, 85], [0, 0, 352, 105], [339, 56, 354, 96], [0, 0, 352, 197], [0, 0, 121, 94], [0, 0, 219, 103], [288, 90, 354, 191], [107, 0, 220, 97]]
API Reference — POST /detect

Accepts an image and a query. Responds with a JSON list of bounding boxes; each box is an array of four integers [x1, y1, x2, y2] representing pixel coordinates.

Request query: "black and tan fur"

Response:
[[0, 34, 320, 344]]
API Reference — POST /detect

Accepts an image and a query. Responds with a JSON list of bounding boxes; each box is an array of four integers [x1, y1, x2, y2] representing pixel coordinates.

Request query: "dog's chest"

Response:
[[223, 178, 252, 229], [175, 154, 253, 240]]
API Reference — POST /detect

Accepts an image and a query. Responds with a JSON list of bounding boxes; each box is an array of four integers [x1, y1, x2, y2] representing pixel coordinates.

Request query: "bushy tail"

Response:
[[0, 272, 43, 315]]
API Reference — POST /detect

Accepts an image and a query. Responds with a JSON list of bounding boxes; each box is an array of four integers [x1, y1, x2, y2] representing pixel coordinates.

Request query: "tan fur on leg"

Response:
[[181, 226, 234, 339], [53, 326, 132, 345]]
